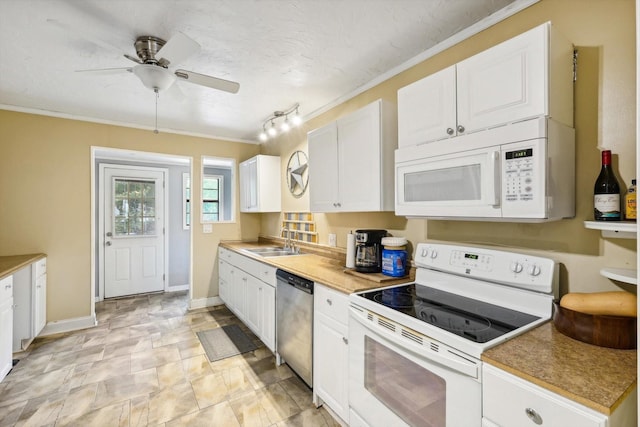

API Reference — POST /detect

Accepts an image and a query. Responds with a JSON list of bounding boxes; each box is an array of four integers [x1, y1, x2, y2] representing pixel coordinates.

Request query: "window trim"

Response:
[[201, 173, 224, 223]]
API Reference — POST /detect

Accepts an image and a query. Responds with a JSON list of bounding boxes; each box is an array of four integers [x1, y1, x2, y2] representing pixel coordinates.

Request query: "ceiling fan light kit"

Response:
[[258, 103, 302, 142], [132, 64, 176, 91]]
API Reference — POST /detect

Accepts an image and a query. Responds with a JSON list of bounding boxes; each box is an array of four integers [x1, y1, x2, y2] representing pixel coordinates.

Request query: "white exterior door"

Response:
[[103, 166, 166, 298]]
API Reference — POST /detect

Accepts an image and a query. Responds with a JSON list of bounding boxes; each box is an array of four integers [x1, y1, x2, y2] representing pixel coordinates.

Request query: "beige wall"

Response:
[[262, 0, 637, 294], [0, 112, 260, 321], [0, 0, 635, 326]]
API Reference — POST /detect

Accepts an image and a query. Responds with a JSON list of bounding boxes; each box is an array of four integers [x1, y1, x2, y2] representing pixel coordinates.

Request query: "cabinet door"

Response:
[[457, 24, 547, 134], [397, 65, 457, 147], [233, 270, 247, 321], [0, 277, 13, 382], [260, 283, 275, 352], [483, 365, 606, 427], [314, 311, 349, 421], [244, 274, 261, 335], [33, 274, 46, 336], [239, 157, 258, 212], [218, 260, 230, 304], [308, 122, 339, 212], [337, 100, 382, 212]]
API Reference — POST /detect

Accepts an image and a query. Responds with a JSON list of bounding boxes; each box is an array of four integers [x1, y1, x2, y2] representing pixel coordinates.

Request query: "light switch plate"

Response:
[[328, 233, 337, 247], [203, 224, 212, 233]]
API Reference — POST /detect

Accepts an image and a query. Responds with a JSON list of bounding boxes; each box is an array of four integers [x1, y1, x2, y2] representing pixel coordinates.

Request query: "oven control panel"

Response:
[[415, 243, 558, 296]]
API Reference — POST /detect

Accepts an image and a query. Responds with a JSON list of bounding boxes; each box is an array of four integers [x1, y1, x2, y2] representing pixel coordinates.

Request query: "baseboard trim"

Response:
[[40, 315, 98, 336], [189, 296, 224, 310]]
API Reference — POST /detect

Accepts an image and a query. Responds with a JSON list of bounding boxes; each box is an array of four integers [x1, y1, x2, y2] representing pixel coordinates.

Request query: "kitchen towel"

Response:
[[196, 324, 258, 362]]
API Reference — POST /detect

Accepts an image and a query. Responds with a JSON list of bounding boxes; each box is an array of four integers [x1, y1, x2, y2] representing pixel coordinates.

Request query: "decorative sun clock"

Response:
[[286, 150, 309, 198]]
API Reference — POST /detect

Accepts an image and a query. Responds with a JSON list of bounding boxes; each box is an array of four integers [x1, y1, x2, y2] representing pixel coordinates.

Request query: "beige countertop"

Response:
[[220, 239, 414, 294], [482, 322, 637, 415], [0, 254, 46, 280]]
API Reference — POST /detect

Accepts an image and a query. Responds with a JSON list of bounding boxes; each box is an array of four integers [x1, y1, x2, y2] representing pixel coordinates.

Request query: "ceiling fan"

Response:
[[77, 31, 240, 94]]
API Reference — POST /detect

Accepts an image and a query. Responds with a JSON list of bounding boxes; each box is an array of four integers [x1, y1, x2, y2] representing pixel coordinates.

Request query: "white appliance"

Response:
[[395, 117, 575, 221], [348, 242, 558, 427]]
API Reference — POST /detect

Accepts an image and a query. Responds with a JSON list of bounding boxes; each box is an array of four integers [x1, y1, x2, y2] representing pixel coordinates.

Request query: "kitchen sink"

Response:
[[243, 247, 305, 257]]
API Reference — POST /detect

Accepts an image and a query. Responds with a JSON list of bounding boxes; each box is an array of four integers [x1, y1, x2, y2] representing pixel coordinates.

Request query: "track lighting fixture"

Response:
[[258, 103, 302, 141]]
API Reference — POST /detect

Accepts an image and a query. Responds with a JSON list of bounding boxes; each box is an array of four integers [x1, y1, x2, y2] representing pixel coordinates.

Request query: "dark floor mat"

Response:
[[196, 324, 258, 362]]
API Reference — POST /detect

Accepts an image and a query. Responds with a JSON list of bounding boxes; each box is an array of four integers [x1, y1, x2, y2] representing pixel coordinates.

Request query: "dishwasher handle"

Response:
[[276, 269, 314, 294]]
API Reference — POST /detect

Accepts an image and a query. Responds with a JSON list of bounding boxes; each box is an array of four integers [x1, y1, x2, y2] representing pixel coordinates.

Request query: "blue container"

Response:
[[381, 237, 408, 277]]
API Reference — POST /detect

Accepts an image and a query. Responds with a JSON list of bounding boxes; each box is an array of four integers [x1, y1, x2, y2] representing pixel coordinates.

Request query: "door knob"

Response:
[[105, 241, 112, 246], [457, 125, 465, 133], [446, 127, 454, 135]]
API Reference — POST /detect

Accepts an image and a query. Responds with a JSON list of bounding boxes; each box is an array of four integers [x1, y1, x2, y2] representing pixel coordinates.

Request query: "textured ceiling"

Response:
[[0, 0, 524, 142]]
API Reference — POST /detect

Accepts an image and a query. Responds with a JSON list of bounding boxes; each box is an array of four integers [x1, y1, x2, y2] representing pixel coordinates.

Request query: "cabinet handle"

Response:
[[326, 298, 332, 305], [457, 125, 465, 133], [525, 408, 542, 425], [342, 337, 348, 345], [5, 284, 11, 290], [446, 127, 454, 135]]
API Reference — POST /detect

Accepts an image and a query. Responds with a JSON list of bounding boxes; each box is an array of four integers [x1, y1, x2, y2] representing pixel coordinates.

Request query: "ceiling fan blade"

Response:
[[156, 32, 200, 67], [175, 69, 240, 94], [124, 54, 143, 64], [76, 67, 132, 75]]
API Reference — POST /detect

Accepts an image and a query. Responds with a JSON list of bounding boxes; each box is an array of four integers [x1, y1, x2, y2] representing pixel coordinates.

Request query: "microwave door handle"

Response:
[[489, 151, 500, 206]]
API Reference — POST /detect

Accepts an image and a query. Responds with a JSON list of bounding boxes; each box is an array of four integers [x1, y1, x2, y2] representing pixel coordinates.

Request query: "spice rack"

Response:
[[583, 221, 637, 285], [281, 212, 318, 243]]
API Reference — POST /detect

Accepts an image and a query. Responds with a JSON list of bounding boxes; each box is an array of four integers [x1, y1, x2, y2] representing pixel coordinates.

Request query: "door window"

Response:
[[364, 336, 446, 427], [113, 178, 156, 236]]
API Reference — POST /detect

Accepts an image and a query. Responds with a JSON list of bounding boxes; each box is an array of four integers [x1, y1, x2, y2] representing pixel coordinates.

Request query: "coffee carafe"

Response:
[[354, 229, 387, 273]]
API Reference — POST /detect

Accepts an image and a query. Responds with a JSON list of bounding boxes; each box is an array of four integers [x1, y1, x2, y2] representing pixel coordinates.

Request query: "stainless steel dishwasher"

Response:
[[276, 269, 313, 388]]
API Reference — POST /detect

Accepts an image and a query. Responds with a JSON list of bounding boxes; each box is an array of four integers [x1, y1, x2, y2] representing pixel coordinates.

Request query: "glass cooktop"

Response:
[[356, 283, 540, 343]]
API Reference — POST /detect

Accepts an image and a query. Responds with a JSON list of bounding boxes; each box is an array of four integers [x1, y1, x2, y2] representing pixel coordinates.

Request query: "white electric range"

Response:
[[348, 242, 558, 427]]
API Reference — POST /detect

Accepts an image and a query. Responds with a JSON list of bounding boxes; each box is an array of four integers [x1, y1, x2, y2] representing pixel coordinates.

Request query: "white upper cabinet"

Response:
[[398, 65, 457, 146], [398, 21, 573, 148], [239, 154, 281, 213], [308, 99, 397, 212]]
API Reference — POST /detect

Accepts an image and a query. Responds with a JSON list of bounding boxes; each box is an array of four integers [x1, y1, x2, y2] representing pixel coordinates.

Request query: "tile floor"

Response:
[[0, 291, 341, 426]]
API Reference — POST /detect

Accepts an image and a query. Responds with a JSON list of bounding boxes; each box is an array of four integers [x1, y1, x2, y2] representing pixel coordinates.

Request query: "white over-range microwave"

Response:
[[395, 117, 575, 221]]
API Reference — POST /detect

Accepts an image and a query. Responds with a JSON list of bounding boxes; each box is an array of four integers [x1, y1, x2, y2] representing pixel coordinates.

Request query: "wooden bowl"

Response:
[[553, 302, 637, 349]]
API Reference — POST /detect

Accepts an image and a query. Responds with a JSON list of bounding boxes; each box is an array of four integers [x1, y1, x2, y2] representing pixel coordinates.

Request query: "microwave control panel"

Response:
[[504, 147, 535, 202]]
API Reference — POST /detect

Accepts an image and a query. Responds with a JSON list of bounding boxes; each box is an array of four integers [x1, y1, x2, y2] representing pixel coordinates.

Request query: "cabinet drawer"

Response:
[[0, 276, 12, 302], [483, 364, 606, 427], [315, 284, 349, 325], [35, 258, 46, 278], [259, 264, 276, 287]]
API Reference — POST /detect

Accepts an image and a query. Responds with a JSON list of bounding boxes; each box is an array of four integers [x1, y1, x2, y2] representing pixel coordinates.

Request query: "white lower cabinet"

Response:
[[0, 276, 14, 382], [13, 257, 47, 352], [218, 248, 276, 352], [483, 364, 636, 427], [313, 283, 349, 423]]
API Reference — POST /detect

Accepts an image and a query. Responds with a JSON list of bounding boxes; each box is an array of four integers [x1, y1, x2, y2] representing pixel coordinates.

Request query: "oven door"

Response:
[[349, 305, 482, 427], [395, 145, 501, 218]]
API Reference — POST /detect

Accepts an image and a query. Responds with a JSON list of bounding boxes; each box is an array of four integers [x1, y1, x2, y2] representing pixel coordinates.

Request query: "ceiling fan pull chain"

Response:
[[154, 88, 159, 134]]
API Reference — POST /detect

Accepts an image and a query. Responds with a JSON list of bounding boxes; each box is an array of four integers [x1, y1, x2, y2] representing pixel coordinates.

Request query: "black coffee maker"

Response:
[[354, 229, 387, 273]]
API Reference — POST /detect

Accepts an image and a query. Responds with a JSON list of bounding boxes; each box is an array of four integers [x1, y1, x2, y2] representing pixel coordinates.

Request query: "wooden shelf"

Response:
[[583, 221, 637, 239], [600, 268, 637, 286]]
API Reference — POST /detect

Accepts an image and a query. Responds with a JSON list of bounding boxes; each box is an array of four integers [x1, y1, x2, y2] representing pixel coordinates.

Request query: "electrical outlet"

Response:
[[203, 224, 212, 233], [328, 233, 337, 247]]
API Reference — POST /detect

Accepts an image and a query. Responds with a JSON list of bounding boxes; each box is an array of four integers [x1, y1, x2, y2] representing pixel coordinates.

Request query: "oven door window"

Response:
[[364, 336, 445, 427]]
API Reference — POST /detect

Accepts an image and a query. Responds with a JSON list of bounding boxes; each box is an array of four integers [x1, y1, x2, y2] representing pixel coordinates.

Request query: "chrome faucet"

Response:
[[283, 227, 291, 250]]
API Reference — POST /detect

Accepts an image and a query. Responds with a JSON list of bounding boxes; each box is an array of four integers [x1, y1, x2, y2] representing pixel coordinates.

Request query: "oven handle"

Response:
[[350, 306, 479, 378]]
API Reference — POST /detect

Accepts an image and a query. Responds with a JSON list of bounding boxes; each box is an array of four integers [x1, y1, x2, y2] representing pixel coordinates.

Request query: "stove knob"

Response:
[[510, 262, 523, 273], [528, 265, 541, 276], [430, 249, 438, 259], [421, 248, 428, 258]]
